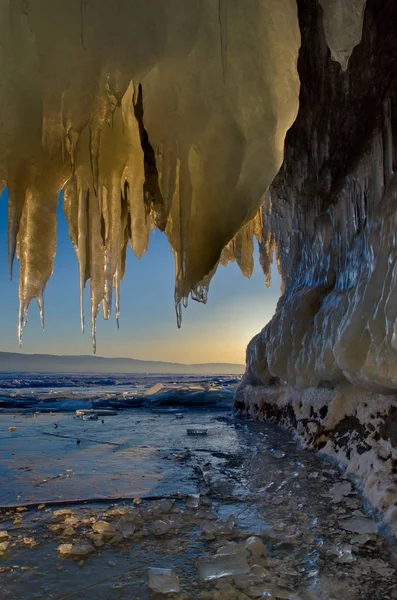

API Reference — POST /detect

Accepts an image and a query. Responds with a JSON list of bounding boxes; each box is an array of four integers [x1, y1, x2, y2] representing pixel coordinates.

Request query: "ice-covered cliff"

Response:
[[237, 0, 397, 532]]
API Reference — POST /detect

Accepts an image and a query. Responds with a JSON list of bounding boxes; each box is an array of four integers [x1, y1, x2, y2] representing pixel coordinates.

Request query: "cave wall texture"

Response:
[[236, 0, 397, 530]]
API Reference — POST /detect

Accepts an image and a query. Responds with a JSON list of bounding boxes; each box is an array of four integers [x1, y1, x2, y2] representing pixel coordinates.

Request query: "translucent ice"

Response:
[[198, 552, 249, 581], [148, 567, 180, 594], [338, 517, 378, 535]]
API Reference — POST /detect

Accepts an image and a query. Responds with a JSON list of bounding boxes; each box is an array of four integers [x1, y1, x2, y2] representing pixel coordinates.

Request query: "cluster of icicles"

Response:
[[0, 0, 302, 351], [0, 0, 365, 351]]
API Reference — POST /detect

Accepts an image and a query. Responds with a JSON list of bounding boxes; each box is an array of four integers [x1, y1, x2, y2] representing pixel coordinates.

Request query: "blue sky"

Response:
[[0, 189, 281, 364]]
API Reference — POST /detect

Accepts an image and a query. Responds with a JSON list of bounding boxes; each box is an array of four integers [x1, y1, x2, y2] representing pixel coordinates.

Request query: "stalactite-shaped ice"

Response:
[[17, 186, 59, 345], [0, 0, 301, 346], [63, 176, 88, 332], [319, 0, 367, 70]]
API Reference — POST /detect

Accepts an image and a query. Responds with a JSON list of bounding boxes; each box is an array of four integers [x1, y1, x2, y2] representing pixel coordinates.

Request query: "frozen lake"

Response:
[[0, 374, 396, 599]]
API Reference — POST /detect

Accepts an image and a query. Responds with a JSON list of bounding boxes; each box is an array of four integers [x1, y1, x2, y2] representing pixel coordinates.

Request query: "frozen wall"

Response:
[[237, 0, 397, 532]]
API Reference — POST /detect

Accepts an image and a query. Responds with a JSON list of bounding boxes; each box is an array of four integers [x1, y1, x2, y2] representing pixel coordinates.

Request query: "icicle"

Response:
[[252, 208, 263, 244], [17, 186, 58, 345], [87, 189, 105, 352], [115, 186, 130, 330], [91, 309, 97, 354], [63, 176, 89, 333], [191, 266, 216, 304], [100, 181, 122, 319], [114, 268, 121, 329], [175, 297, 182, 329], [77, 187, 89, 332], [259, 196, 275, 288], [219, 241, 236, 267], [37, 292, 45, 330], [122, 82, 149, 259], [233, 222, 254, 278], [7, 173, 29, 280]]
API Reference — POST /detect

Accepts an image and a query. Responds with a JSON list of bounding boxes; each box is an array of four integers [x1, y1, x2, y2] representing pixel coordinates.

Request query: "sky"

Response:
[[0, 189, 281, 364]]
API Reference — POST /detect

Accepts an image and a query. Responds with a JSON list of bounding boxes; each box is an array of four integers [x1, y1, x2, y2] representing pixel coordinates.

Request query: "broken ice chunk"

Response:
[[336, 544, 356, 563], [338, 517, 377, 535], [329, 481, 352, 503], [150, 520, 173, 536], [200, 520, 220, 536], [119, 522, 136, 539], [150, 499, 174, 515], [198, 552, 249, 581], [216, 542, 248, 558], [350, 533, 371, 545], [57, 543, 73, 555], [92, 520, 117, 539], [368, 559, 395, 578], [272, 586, 299, 599], [57, 543, 95, 558], [23, 537, 37, 547], [148, 567, 180, 594], [70, 543, 95, 558], [53, 509, 73, 519], [185, 494, 200, 508], [268, 449, 286, 459], [243, 536, 267, 559], [187, 428, 208, 436]]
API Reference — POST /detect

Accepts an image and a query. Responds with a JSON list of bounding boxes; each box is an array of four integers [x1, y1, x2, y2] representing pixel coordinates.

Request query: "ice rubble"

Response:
[[0, 0, 301, 349]]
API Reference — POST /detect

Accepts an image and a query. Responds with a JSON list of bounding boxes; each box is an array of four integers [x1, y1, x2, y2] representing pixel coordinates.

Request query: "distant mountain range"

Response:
[[0, 352, 244, 375]]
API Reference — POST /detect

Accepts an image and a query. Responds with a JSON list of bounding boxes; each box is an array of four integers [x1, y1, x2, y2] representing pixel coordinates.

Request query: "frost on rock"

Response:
[[0, 0, 301, 349]]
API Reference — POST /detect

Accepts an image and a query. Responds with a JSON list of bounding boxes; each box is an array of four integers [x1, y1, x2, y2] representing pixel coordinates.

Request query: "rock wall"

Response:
[[237, 0, 397, 531]]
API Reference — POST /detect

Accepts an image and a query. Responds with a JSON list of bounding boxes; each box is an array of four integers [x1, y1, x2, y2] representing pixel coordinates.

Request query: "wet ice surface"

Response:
[[0, 406, 397, 598]]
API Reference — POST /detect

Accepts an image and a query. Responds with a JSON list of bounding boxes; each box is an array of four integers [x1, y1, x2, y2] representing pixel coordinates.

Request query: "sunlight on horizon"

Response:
[[0, 189, 281, 364]]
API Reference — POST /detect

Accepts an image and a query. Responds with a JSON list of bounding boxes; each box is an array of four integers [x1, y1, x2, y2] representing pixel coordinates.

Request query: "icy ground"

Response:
[[0, 379, 396, 599]]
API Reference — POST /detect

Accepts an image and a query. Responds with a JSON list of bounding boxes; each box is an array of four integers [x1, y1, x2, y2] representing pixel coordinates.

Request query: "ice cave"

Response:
[[1, 0, 397, 532]]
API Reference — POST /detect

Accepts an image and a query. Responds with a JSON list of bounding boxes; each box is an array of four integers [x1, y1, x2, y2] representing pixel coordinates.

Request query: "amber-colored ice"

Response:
[[0, 0, 301, 348]]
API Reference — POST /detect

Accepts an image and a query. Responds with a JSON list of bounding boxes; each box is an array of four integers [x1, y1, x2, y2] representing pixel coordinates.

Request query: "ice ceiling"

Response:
[[0, 0, 365, 349]]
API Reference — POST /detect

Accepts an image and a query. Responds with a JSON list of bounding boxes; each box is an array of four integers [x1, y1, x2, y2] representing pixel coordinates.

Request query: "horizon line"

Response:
[[0, 350, 245, 367]]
